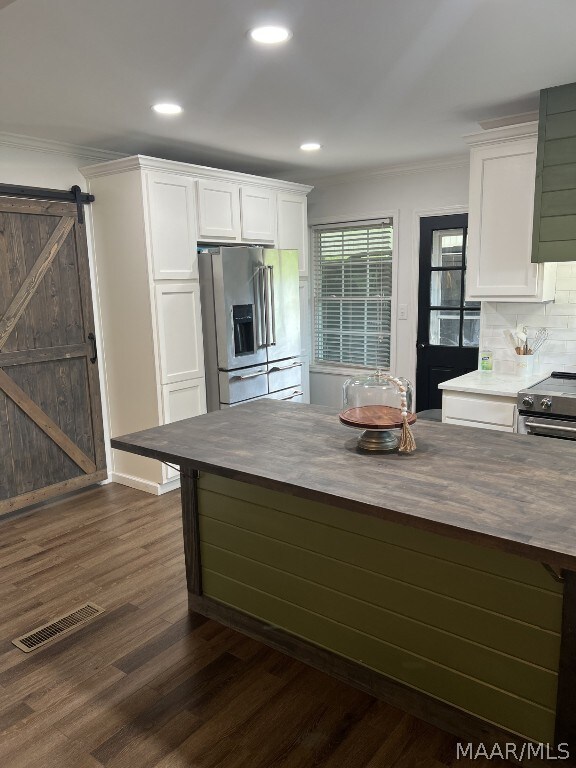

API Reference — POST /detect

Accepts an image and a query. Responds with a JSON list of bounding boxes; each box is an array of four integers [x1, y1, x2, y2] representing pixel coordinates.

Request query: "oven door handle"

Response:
[[525, 418, 576, 435]]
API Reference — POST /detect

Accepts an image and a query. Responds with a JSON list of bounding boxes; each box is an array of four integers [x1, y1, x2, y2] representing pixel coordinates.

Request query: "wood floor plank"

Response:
[[0, 482, 513, 768]]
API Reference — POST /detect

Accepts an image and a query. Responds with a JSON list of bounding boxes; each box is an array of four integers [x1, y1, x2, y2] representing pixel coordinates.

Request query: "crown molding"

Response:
[[463, 121, 538, 148], [81, 154, 314, 193], [0, 132, 125, 163], [304, 154, 470, 190]]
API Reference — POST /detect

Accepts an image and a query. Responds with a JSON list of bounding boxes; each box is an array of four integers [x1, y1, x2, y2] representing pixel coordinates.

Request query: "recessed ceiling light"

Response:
[[249, 26, 292, 44], [300, 142, 322, 151], [152, 103, 183, 115]]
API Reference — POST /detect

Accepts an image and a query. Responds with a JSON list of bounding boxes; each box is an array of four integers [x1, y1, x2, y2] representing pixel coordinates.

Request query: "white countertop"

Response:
[[438, 370, 548, 398]]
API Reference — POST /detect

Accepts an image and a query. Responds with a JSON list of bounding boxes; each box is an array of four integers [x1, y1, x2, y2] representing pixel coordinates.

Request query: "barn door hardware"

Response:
[[0, 183, 94, 224]]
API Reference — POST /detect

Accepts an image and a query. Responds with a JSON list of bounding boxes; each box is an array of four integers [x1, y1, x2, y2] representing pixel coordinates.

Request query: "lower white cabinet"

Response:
[[155, 284, 204, 384], [162, 380, 207, 480], [442, 391, 516, 432]]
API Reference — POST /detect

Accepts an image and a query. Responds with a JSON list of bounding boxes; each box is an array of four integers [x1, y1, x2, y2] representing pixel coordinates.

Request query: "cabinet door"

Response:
[[197, 179, 240, 240], [240, 186, 276, 242], [277, 192, 309, 275], [155, 283, 205, 384], [146, 172, 198, 280], [162, 379, 207, 479], [466, 138, 540, 299]]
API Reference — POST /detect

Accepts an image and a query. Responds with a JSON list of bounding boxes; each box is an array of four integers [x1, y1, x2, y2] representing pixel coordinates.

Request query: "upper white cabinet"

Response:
[[240, 186, 276, 242], [465, 123, 556, 302], [277, 192, 309, 275], [146, 172, 198, 280], [197, 179, 241, 240]]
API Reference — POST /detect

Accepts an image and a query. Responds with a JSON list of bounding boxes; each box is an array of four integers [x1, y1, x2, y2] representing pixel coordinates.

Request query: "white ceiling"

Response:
[[2, 0, 576, 181]]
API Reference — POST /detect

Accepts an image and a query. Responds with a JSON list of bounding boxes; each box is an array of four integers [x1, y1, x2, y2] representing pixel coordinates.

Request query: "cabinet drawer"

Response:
[[443, 393, 516, 427]]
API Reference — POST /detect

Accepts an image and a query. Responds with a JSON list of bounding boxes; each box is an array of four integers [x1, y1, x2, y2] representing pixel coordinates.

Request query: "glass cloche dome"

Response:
[[340, 369, 416, 454]]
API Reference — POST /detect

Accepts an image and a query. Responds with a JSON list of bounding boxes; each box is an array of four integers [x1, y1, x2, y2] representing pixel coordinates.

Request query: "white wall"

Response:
[[481, 263, 576, 375], [0, 135, 122, 475], [306, 159, 470, 409]]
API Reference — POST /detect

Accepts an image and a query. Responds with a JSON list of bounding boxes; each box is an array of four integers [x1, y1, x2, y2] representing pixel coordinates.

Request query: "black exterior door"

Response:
[[416, 215, 480, 411]]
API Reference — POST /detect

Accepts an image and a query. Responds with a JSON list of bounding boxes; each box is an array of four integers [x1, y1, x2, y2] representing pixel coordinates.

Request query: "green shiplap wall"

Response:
[[533, 82, 576, 262], [197, 473, 563, 742]]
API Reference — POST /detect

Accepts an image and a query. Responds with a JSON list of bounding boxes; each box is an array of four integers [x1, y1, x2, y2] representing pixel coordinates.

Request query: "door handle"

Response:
[[417, 342, 428, 349], [88, 332, 97, 364], [269, 361, 303, 373], [255, 267, 267, 348], [230, 369, 267, 381], [267, 266, 276, 346]]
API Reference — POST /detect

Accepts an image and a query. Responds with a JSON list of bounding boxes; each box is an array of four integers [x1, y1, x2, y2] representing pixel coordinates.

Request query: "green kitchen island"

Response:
[[112, 399, 576, 755]]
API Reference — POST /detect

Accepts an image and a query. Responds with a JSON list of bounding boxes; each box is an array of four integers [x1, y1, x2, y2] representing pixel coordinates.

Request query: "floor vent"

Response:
[[12, 602, 104, 653]]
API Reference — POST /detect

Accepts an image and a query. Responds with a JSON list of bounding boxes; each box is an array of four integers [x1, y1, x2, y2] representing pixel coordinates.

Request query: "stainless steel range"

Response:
[[518, 370, 576, 439]]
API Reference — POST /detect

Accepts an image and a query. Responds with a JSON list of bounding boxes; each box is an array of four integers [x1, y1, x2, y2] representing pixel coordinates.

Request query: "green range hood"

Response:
[[532, 81, 576, 263]]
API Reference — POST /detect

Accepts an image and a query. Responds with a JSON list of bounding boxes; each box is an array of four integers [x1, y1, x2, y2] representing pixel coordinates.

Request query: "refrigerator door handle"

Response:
[[267, 265, 277, 346], [230, 369, 267, 381], [255, 266, 267, 348], [269, 361, 303, 373]]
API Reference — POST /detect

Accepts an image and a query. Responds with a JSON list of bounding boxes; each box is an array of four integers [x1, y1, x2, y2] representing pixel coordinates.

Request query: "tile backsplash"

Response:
[[480, 262, 576, 375]]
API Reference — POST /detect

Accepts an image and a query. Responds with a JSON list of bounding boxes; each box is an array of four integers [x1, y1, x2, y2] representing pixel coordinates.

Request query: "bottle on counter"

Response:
[[480, 349, 493, 373]]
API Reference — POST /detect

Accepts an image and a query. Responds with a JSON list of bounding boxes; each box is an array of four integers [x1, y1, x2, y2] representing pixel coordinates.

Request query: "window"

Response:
[[313, 219, 393, 369]]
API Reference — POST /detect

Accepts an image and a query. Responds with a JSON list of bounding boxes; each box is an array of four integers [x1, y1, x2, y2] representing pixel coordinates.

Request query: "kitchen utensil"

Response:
[[531, 327, 548, 354]]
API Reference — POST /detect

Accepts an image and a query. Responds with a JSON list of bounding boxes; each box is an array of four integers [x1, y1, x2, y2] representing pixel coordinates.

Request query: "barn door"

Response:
[[0, 196, 106, 515]]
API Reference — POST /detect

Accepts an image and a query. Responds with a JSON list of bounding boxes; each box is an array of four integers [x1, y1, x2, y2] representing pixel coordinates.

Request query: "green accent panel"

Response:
[[546, 82, 576, 115], [199, 512, 560, 669], [541, 190, 576, 217], [542, 163, 576, 192], [196, 473, 563, 745], [204, 570, 556, 743], [543, 111, 576, 141], [543, 137, 576, 167], [536, 241, 576, 263], [202, 542, 558, 707], [540, 215, 576, 241], [198, 474, 562, 595]]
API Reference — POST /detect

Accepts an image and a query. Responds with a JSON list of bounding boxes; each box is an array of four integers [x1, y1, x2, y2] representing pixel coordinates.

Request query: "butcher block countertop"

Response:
[[112, 399, 576, 570]]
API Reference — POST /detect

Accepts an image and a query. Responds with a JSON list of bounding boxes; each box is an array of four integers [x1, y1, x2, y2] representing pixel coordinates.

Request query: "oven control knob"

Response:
[[522, 396, 534, 407], [541, 398, 552, 410]]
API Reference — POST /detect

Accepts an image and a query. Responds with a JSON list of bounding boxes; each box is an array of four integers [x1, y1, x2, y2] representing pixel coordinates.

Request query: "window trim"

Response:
[[309, 213, 399, 375]]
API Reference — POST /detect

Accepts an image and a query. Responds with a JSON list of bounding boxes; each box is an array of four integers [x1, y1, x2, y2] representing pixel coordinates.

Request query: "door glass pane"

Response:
[[430, 270, 461, 307], [429, 310, 460, 346], [431, 229, 464, 267], [463, 310, 480, 347]]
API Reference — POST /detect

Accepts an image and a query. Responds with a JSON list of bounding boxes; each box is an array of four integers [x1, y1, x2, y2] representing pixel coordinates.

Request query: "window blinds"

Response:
[[313, 219, 393, 369]]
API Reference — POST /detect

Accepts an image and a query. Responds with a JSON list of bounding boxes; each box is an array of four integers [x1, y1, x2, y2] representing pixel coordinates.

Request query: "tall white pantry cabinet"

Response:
[[83, 156, 312, 495]]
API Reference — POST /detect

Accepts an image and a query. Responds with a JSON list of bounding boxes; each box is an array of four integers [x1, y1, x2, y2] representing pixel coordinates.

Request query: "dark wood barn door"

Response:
[[0, 196, 106, 515]]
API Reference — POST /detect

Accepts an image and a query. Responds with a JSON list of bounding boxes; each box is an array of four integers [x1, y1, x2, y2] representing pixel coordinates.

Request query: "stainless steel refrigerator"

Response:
[[198, 246, 302, 410]]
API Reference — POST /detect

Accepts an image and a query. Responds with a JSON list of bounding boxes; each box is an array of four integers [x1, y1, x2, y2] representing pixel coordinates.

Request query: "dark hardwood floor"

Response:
[[0, 483, 508, 767]]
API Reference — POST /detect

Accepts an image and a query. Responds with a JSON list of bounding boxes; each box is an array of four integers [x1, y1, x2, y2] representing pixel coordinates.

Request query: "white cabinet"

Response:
[[277, 192, 309, 275], [197, 179, 241, 240], [155, 284, 204, 384], [162, 379, 207, 480], [465, 124, 556, 303], [442, 391, 516, 432], [146, 172, 198, 279], [240, 186, 276, 242], [83, 155, 312, 493]]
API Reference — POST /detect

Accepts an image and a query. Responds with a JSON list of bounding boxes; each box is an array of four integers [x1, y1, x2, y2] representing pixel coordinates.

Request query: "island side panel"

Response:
[[195, 472, 563, 744]]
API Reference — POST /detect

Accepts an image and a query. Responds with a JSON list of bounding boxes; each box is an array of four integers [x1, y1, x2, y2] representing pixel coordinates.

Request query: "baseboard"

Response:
[[110, 472, 180, 496]]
